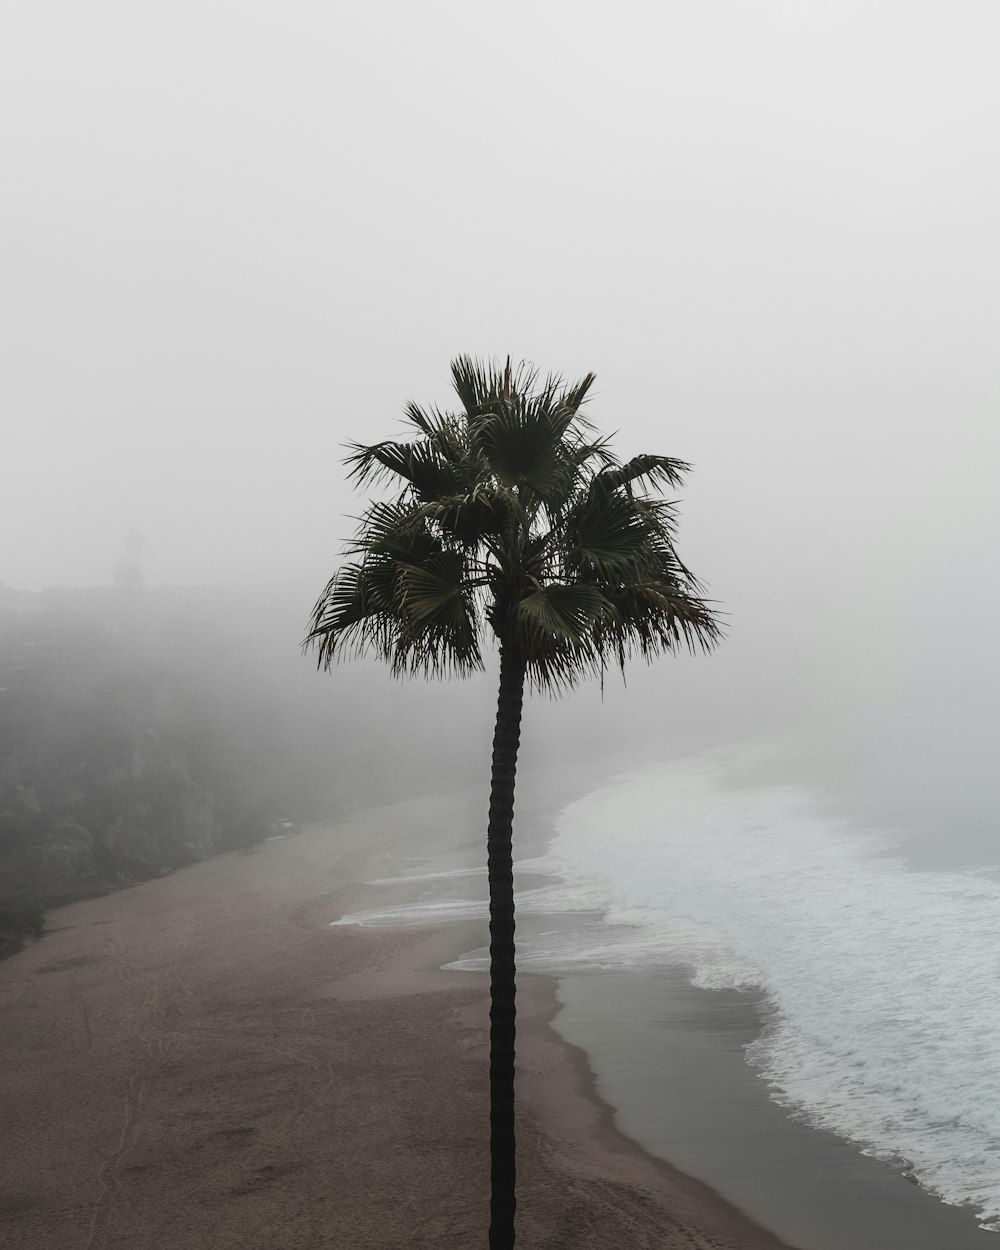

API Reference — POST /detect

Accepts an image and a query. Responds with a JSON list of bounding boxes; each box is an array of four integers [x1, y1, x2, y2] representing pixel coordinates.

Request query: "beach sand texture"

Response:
[[0, 793, 793, 1250]]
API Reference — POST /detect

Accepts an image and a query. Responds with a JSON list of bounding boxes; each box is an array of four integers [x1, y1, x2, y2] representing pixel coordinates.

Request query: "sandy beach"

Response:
[[0, 790, 798, 1250]]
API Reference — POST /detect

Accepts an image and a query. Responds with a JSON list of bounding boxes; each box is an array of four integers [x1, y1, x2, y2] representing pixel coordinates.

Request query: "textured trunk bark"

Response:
[[487, 645, 526, 1250]]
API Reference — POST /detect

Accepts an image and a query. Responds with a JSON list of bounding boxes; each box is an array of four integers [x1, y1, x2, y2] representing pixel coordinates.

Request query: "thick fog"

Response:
[[3, 2, 997, 783]]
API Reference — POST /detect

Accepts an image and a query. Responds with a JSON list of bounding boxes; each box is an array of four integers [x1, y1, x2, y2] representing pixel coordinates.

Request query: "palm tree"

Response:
[[305, 356, 722, 1249]]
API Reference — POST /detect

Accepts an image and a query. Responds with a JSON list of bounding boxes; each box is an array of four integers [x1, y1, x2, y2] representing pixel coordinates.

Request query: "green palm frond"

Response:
[[401, 401, 461, 443], [397, 550, 470, 623], [344, 437, 464, 501], [392, 550, 483, 677], [449, 355, 495, 417], [591, 454, 691, 496], [569, 436, 618, 471], [594, 581, 722, 661], [512, 583, 611, 648], [469, 399, 596, 514], [305, 560, 396, 667], [563, 489, 657, 580], [412, 489, 515, 545], [349, 501, 439, 563], [554, 371, 597, 420], [450, 355, 539, 418], [470, 403, 564, 500]]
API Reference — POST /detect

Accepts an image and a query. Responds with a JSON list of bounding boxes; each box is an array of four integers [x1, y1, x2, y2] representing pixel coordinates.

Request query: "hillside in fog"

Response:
[[0, 580, 502, 952]]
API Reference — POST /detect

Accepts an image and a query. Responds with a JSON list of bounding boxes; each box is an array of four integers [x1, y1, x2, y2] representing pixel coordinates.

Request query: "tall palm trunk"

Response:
[[487, 644, 526, 1250]]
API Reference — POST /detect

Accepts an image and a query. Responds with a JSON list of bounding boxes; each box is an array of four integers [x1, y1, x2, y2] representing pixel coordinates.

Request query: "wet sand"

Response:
[[554, 968, 1000, 1250], [0, 792, 793, 1250]]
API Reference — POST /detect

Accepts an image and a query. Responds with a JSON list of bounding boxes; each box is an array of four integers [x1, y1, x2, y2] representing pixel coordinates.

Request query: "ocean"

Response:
[[337, 732, 1000, 1248]]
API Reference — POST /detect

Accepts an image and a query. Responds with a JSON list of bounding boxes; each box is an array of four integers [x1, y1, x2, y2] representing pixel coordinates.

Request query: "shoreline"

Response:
[[0, 791, 797, 1250], [514, 967, 796, 1249]]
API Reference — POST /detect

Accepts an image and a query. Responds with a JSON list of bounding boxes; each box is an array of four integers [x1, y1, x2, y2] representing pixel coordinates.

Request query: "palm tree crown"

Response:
[[306, 355, 721, 681]]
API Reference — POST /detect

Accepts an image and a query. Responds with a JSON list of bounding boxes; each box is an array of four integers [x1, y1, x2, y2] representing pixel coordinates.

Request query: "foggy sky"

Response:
[[3, 1, 998, 740]]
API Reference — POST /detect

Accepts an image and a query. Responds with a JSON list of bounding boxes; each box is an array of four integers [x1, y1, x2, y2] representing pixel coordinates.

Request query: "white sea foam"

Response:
[[364, 867, 487, 886], [332, 882, 575, 928], [333, 897, 488, 926], [539, 754, 1000, 1230]]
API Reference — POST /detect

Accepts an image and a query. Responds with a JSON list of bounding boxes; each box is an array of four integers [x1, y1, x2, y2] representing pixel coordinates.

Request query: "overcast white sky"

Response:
[[3, 1, 997, 734]]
